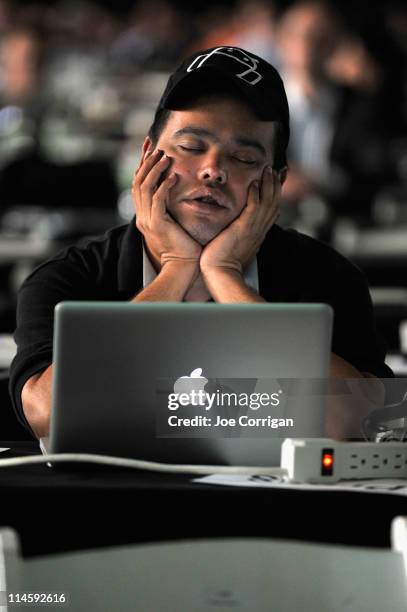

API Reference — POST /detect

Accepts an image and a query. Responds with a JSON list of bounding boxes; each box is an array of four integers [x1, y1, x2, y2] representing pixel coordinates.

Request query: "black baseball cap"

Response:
[[157, 46, 290, 150]]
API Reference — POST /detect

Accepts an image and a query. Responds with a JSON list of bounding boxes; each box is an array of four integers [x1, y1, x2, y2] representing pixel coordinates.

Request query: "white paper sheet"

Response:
[[194, 473, 407, 496]]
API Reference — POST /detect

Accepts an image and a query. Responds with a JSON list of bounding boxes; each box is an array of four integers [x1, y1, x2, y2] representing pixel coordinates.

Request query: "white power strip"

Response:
[[281, 438, 407, 483]]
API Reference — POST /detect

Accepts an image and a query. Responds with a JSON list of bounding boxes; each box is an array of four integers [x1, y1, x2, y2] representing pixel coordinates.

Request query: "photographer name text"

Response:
[[168, 415, 293, 429]]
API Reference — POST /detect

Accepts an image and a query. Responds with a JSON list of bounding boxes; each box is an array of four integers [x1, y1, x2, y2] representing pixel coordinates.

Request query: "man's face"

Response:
[[149, 96, 276, 245]]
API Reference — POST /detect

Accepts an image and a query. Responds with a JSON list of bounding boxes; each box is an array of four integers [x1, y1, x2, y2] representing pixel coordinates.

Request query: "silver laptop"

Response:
[[47, 302, 333, 466]]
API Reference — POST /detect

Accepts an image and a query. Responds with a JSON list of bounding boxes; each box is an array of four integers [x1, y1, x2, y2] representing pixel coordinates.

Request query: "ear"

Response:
[[141, 136, 153, 160], [278, 166, 288, 186]]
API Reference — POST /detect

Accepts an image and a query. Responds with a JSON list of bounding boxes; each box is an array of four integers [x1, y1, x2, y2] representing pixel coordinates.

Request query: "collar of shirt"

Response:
[[142, 243, 259, 293]]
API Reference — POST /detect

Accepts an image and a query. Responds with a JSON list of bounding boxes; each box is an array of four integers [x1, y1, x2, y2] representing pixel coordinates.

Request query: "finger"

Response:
[[132, 147, 158, 197], [263, 176, 280, 217], [134, 150, 162, 196], [244, 179, 260, 213], [275, 173, 282, 198], [141, 154, 171, 196], [250, 180, 261, 203], [133, 148, 155, 193], [132, 150, 153, 226], [135, 148, 165, 186], [134, 144, 153, 175], [135, 144, 152, 172], [135, 153, 171, 224], [151, 172, 178, 219], [246, 172, 279, 233], [256, 165, 275, 211]]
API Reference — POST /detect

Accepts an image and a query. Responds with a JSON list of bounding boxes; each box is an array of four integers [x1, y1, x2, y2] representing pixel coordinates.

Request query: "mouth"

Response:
[[182, 197, 226, 215], [181, 191, 229, 214], [192, 195, 222, 206]]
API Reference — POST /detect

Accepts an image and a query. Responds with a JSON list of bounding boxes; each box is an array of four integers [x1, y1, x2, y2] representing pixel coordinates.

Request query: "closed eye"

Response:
[[179, 146, 203, 153], [178, 146, 258, 165], [233, 157, 258, 165]]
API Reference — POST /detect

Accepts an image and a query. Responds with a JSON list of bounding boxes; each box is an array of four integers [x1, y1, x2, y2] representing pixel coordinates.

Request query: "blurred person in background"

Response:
[[275, 0, 340, 212], [0, 24, 45, 106], [188, 5, 240, 51], [326, 15, 406, 221], [0, 20, 49, 190], [232, 0, 279, 64], [192, 0, 278, 65], [46, 0, 120, 53], [44, 0, 120, 101], [275, 0, 407, 226], [0, 2, 119, 221], [111, 0, 190, 69]]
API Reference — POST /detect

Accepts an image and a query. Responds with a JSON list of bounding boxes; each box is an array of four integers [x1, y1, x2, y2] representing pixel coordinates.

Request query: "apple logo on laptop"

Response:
[[174, 368, 208, 406]]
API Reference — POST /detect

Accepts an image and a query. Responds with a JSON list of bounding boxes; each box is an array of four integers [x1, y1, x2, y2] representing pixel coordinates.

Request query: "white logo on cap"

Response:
[[186, 47, 263, 85]]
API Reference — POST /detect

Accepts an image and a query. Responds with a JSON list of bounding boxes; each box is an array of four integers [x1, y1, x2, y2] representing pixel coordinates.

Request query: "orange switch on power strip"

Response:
[[321, 449, 335, 476]]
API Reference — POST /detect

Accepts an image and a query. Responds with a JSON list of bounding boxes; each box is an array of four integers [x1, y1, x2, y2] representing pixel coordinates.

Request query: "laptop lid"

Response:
[[49, 302, 333, 466]]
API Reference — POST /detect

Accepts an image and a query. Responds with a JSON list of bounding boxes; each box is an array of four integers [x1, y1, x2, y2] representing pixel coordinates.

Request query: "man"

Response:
[[9, 46, 391, 440]]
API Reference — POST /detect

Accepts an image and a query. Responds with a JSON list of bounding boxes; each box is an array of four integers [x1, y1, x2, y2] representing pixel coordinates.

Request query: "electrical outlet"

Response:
[[341, 442, 407, 479], [281, 439, 407, 483]]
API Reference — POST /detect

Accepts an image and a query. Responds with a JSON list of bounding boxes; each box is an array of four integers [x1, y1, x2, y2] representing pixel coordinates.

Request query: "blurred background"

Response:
[[0, 0, 407, 436]]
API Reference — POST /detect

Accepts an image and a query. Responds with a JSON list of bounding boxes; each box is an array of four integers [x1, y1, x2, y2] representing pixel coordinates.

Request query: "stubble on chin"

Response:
[[181, 220, 219, 246], [169, 207, 223, 245], [180, 219, 228, 247]]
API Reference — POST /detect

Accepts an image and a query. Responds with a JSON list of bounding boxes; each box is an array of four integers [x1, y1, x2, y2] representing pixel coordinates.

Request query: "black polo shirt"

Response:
[[9, 220, 393, 434]]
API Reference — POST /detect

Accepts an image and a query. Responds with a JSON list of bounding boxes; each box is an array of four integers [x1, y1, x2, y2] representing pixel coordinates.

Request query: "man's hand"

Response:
[[200, 165, 281, 276], [132, 148, 202, 271]]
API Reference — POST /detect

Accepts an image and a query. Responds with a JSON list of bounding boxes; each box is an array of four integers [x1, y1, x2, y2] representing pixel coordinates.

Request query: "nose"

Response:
[[197, 153, 227, 185]]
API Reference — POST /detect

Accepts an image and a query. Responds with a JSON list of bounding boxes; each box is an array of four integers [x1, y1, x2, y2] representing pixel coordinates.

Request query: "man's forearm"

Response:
[[21, 365, 53, 439], [130, 261, 199, 302], [202, 268, 265, 303]]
